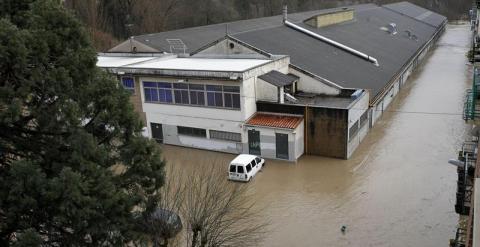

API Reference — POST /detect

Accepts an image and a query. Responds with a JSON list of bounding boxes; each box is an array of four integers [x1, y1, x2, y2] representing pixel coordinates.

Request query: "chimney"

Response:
[[283, 5, 288, 23]]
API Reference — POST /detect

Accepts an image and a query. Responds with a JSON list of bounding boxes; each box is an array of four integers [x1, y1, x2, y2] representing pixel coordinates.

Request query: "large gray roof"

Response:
[[383, 2, 447, 27], [122, 2, 446, 101]]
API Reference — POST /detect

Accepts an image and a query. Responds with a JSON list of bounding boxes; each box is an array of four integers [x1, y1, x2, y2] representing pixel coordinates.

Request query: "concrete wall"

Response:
[[162, 124, 243, 153], [245, 124, 303, 161], [346, 91, 369, 158], [289, 67, 341, 95], [306, 107, 348, 159], [294, 120, 305, 160], [256, 78, 278, 102]]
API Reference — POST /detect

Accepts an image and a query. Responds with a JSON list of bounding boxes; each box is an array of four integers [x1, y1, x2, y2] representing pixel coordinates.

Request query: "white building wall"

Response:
[[245, 125, 303, 161], [256, 78, 278, 102], [242, 76, 259, 121], [294, 120, 305, 160], [346, 91, 369, 158], [348, 91, 369, 128]]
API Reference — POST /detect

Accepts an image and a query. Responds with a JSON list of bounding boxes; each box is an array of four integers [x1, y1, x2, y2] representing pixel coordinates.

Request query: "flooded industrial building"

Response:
[[162, 24, 471, 246]]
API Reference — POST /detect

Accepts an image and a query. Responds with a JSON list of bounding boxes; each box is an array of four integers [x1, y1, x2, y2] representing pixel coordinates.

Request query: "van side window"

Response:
[[250, 160, 256, 168], [229, 165, 236, 173], [246, 164, 252, 172], [237, 166, 244, 174], [255, 157, 261, 164]]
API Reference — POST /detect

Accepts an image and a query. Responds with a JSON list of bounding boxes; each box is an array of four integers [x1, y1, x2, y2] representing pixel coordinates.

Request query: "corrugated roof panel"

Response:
[[246, 113, 303, 129]]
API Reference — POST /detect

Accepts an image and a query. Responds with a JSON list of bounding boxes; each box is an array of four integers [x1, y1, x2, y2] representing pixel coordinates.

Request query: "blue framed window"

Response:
[[206, 85, 223, 107], [121, 76, 135, 94], [142, 81, 239, 110], [143, 81, 172, 103]]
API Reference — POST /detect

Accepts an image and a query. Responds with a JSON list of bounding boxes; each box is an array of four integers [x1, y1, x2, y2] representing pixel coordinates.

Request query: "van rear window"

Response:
[[229, 165, 236, 173], [237, 166, 244, 174]]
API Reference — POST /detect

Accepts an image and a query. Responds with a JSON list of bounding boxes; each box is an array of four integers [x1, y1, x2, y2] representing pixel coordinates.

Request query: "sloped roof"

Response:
[[258, 70, 299, 87], [383, 2, 446, 27], [246, 113, 303, 129], [114, 2, 446, 102]]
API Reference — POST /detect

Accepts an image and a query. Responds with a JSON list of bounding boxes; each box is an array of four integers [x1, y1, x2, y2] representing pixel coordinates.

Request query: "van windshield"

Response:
[[237, 166, 244, 174], [229, 165, 236, 173]]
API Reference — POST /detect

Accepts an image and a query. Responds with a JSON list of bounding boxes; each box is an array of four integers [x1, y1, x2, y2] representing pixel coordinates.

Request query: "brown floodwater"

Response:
[[162, 24, 471, 247]]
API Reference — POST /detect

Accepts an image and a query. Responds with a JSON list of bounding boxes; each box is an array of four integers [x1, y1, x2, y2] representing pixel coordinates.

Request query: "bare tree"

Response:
[[182, 162, 268, 247], [134, 164, 185, 247]]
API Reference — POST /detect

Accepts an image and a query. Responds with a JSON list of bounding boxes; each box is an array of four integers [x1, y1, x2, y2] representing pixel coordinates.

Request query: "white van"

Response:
[[228, 154, 265, 182]]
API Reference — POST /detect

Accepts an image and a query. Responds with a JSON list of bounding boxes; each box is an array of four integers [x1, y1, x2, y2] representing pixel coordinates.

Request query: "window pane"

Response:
[[206, 85, 222, 91], [223, 86, 239, 92], [174, 83, 188, 89], [224, 93, 232, 108], [190, 91, 198, 104], [230, 165, 236, 172], [122, 77, 134, 88], [143, 81, 157, 88], [158, 82, 172, 89], [215, 92, 223, 107], [246, 164, 252, 172], [237, 166, 244, 174], [177, 126, 206, 137], [232, 94, 240, 109], [144, 88, 152, 101], [207, 92, 215, 106], [165, 90, 173, 102], [197, 92, 205, 105], [182, 91, 189, 104], [189, 84, 204, 90], [174, 91, 181, 103], [151, 89, 159, 102]]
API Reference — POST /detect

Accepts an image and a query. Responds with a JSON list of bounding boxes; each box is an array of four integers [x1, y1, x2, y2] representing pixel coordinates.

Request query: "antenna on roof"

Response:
[[166, 39, 187, 54], [283, 5, 288, 23]]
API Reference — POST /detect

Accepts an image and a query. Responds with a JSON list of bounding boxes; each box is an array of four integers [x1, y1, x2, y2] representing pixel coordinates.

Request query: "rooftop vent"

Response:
[[404, 30, 418, 41], [387, 23, 397, 34], [304, 8, 354, 28], [380, 23, 397, 35]]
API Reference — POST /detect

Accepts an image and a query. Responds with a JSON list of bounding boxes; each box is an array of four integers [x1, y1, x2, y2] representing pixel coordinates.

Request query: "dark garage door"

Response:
[[151, 123, 163, 143], [276, 133, 289, 160]]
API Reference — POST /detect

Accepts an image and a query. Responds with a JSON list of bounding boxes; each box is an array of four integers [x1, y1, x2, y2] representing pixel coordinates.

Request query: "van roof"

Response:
[[230, 154, 257, 165]]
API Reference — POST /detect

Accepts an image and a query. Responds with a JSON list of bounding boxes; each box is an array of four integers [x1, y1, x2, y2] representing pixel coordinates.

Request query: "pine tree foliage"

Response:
[[0, 0, 165, 245]]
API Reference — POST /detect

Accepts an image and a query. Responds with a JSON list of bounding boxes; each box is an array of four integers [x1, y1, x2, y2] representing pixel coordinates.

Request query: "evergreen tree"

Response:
[[0, 0, 165, 245]]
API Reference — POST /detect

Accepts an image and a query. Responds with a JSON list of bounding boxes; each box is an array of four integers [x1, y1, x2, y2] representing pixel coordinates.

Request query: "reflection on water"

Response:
[[162, 24, 471, 247]]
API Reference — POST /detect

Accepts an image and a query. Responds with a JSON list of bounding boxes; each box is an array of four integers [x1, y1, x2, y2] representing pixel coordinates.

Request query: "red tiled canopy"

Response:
[[246, 113, 303, 129]]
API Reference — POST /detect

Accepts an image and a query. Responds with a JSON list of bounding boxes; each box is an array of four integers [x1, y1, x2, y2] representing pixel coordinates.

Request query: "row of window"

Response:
[[349, 110, 369, 142], [143, 82, 241, 110], [177, 126, 242, 142]]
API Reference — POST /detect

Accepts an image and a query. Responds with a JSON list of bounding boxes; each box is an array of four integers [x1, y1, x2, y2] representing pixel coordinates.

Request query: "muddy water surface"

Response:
[[163, 24, 471, 247]]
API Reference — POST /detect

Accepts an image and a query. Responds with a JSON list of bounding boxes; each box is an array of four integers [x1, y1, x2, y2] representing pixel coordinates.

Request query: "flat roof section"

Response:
[[124, 58, 271, 72], [246, 113, 303, 129], [96, 56, 157, 68]]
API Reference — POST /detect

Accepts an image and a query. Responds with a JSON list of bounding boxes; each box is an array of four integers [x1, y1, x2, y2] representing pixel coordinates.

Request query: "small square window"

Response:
[[121, 77, 135, 94]]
